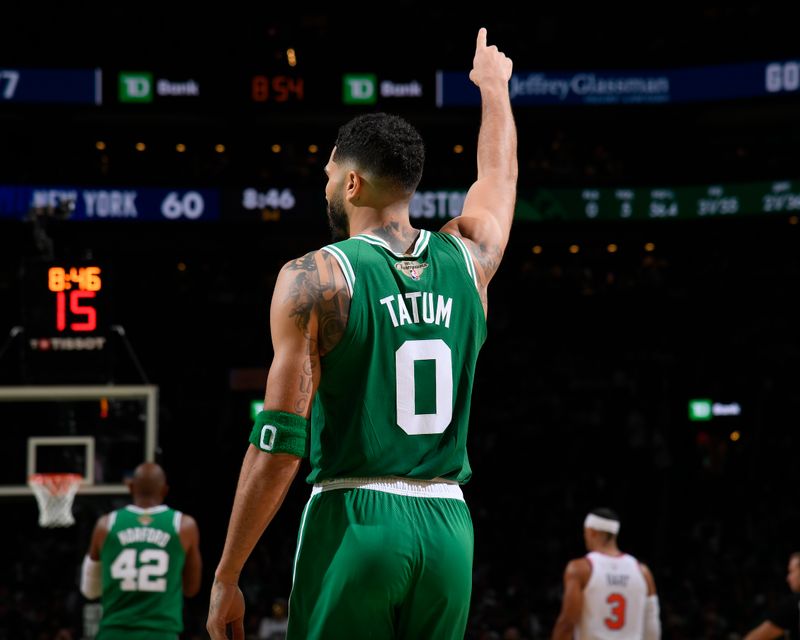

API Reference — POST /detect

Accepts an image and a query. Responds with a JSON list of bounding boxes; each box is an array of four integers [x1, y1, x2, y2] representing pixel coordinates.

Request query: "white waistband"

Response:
[[311, 476, 464, 500]]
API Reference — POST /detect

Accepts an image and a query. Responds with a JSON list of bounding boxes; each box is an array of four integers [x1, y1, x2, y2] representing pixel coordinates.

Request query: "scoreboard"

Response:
[[517, 179, 800, 222]]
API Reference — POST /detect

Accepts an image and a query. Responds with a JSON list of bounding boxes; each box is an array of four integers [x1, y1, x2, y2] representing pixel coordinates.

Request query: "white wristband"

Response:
[[80, 555, 102, 599]]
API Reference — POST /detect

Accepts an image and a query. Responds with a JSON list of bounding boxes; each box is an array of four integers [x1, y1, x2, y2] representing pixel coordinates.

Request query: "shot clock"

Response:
[[21, 261, 112, 383], [47, 266, 102, 332]]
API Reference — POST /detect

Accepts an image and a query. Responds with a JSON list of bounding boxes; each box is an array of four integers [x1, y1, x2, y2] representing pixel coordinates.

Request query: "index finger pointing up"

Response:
[[476, 27, 487, 49]]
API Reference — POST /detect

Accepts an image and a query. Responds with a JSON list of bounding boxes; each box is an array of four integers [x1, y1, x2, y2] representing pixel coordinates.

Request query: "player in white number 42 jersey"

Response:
[[551, 508, 661, 640]]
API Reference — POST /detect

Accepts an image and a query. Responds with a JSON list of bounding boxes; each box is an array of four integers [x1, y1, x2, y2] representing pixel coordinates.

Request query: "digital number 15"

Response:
[[56, 291, 97, 332]]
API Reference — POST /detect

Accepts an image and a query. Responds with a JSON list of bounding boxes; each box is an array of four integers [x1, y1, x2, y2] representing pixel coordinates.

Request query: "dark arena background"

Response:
[[1, 7, 800, 639]]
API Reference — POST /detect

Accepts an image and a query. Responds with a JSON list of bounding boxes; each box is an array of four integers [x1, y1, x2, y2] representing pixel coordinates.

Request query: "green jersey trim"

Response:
[[122, 504, 183, 531], [125, 504, 169, 515], [412, 230, 431, 257], [351, 234, 389, 249], [352, 229, 431, 258], [448, 234, 478, 289]]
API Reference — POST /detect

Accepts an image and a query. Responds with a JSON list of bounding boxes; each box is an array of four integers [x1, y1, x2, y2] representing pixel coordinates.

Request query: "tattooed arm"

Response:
[[207, 250, 349, 639], [441, 28, 517, 306]]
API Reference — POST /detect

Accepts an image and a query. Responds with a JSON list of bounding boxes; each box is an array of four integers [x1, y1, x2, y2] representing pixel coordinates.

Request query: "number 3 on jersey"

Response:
[[395, 339, 453, 435], [110, 548, 169, 592], [604, 592, 626, 629]]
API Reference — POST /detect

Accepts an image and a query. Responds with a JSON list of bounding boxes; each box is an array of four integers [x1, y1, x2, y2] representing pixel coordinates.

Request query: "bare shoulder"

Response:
[[639, 562, 657, 593], [179, 513, 199, 532], [88, 513, 111, 559], [280, 248, 348, 289], [276, 249, 350, 355], [178, 513, 200, 551], [95, 513, 110, 531], [565, 556, 592, 583]]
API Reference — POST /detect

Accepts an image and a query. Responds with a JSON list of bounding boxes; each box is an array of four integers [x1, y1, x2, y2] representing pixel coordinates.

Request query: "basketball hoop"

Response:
[[28, 473, 82, 527]]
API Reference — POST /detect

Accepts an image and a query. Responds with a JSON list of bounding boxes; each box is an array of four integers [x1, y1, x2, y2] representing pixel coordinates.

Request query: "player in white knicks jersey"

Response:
[[551, 508, 661, 640]]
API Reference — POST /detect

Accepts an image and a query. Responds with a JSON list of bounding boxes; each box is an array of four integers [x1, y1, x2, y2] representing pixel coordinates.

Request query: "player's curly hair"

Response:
[[334, 113, 425, 192]]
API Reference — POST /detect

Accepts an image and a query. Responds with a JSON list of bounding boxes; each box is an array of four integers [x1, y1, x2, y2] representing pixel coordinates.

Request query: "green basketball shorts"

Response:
[[287, 477, 474, 640]]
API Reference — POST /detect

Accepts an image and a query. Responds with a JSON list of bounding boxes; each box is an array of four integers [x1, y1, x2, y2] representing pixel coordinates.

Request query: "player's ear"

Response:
[[124, 476, 134, 494], [345, 170, 363, 204]]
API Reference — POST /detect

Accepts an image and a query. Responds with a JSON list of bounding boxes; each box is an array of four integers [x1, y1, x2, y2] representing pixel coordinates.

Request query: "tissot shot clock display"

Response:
[[20, 261, 112, 383], [47, 266, 103, 332]]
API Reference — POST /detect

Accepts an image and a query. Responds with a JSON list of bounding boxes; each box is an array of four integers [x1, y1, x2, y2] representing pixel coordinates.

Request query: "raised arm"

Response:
[[442, 27, 517, 290], [207, 250, 332, 639]]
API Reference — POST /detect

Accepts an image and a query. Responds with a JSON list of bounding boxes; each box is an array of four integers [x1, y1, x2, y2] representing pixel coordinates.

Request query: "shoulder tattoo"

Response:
[[283, 250, 350, 355]]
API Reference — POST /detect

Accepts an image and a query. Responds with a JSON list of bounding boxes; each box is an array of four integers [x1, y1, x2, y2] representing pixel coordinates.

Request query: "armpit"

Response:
[[469, 238, 503, 285]]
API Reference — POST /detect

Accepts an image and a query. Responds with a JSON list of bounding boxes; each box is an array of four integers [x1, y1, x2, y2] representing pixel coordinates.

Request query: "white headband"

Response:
[[584, 514, 620, 534]]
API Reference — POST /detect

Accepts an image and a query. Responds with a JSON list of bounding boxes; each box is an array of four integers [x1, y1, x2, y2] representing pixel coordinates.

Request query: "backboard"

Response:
[[0, 385, 157, 496]]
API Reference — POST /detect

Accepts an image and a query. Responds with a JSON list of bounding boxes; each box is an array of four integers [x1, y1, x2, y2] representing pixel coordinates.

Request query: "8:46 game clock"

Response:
[[48, 265, 102, 332], [21, 261, 113, 382]]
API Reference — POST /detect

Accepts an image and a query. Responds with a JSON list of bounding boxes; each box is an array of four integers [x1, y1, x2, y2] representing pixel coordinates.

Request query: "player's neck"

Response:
[[591, 544, 622, 556], [133, 498, 163, 509], [350, 212, 419, 254]]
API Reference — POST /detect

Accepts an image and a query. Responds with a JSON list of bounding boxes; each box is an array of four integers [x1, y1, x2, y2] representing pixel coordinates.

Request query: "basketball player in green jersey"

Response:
[[81, 462, 202, 640], [208, 27, 516, 640]]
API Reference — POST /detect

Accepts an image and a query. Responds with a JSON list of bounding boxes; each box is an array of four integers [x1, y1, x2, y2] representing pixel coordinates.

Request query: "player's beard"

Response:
[[327, 192, 349, 241]]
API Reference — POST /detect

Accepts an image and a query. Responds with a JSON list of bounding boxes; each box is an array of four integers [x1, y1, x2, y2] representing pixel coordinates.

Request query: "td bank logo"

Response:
[[119, 72, 153, 103], [688, 399, 713, 421], [343, 74, 376, 104]]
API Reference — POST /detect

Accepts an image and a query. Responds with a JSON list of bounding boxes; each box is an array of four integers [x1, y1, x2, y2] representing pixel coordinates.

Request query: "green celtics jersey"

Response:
[[99, 504, 185, 634], [309, 230, 486, 484]]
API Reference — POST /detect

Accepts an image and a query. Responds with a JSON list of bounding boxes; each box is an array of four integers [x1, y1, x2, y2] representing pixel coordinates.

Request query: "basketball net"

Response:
[[28, 473, 82, 527]]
